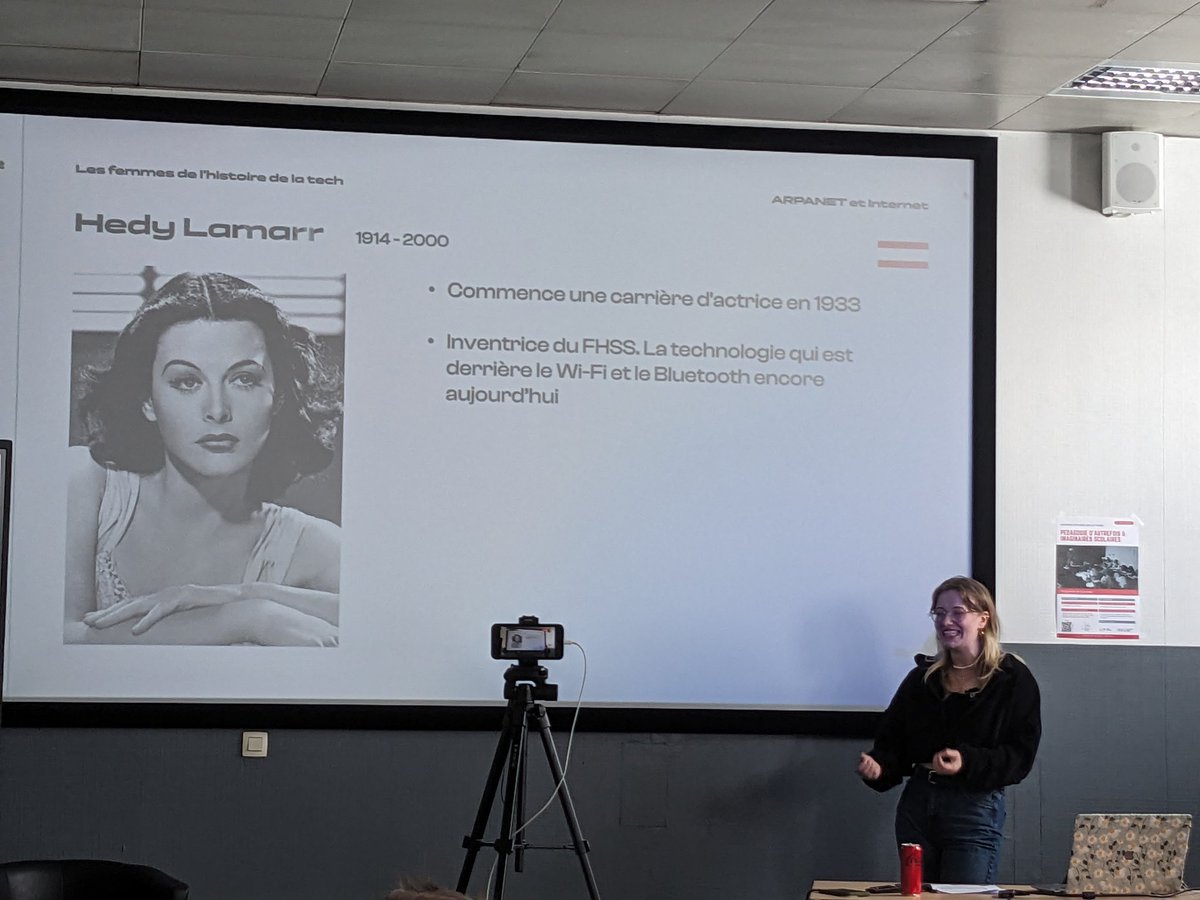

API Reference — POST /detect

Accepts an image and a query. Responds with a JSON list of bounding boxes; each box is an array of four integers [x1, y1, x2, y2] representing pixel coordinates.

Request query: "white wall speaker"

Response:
[[1102, 131, 1163, 216]]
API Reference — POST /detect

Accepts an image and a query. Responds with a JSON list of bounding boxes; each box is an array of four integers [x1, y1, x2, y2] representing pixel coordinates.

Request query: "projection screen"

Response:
[[0, 95, 995, 715]]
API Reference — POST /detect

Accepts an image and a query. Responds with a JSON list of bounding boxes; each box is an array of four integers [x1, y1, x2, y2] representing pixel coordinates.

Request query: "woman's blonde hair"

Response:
[[923, 575, 1003, 688]]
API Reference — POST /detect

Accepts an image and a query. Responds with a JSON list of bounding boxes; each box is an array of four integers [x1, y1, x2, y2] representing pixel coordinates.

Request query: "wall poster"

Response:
[[1055, 517, 1141, 640]]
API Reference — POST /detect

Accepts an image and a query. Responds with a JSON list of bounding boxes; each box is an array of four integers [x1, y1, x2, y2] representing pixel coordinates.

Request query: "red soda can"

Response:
[[900, 843, 923, 896]]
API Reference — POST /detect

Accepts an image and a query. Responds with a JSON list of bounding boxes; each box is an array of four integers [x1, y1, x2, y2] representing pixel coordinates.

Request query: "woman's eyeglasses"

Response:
[[929, 607, 973, 622]]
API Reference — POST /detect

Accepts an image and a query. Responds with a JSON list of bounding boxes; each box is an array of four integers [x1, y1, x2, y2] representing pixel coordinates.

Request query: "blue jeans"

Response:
[[895, 773, 1006, 884]]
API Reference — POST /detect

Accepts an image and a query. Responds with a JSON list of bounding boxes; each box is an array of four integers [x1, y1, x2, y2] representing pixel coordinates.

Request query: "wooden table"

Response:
[[811, 881, 1042, 900], [810, 881, 1200, 900]]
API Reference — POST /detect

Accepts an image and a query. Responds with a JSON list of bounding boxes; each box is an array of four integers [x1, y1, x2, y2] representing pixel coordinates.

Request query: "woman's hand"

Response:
[[932, 748, 963, 775], [227, 598, 338, 647], [82, 586, 337, 646], [83, 584, 235, 635], [857, 752, 882, 781]]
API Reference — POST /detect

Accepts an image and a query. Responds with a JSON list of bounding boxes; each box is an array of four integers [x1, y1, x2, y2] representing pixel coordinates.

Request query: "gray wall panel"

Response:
[[0, 644, 1196, 899]]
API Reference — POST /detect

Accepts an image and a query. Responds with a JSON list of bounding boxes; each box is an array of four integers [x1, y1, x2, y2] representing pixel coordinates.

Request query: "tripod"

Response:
[[458, 663, 601, 900]]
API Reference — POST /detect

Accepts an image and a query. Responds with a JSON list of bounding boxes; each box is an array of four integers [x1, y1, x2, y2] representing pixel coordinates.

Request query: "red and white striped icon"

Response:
[[877, 240, 929, 269]]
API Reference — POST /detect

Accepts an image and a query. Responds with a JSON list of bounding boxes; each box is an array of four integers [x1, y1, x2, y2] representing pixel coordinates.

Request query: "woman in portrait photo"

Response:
[[64, 271, 343, 646]]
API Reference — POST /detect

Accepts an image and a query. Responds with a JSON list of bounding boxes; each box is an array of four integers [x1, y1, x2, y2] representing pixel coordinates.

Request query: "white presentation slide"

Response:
[[0, 112, 982, 710]]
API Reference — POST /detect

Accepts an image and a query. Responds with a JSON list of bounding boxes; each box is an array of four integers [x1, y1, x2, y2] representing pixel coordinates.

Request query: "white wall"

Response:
[[1162, 139, 1200, 646], [996, 130, 1200, 645]]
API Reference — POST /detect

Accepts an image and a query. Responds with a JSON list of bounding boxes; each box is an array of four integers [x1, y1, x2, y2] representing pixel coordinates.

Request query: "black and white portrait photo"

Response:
[[63, 269, 345, 646]]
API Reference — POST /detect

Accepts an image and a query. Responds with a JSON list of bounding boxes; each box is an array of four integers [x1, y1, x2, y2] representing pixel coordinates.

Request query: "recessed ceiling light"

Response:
[[1055, 61, 1200, 101]]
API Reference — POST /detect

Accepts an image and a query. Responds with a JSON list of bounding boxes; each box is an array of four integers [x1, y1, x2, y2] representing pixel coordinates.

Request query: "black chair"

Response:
[[0, 859, 188, 900]]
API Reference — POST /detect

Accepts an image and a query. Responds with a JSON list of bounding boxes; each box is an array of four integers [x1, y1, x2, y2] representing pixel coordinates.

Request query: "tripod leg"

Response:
[[457, 697, 521, 895], [491, 687, 531, 900], [515, 699, 530, 873], [530, 703, 603, 900]]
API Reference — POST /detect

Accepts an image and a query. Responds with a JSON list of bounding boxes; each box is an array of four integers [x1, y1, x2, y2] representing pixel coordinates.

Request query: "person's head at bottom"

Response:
[[386, 878, 472, 900]]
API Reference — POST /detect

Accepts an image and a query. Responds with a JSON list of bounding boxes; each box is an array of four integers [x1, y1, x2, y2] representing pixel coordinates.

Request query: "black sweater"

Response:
[[864, 653, 1041, 793]]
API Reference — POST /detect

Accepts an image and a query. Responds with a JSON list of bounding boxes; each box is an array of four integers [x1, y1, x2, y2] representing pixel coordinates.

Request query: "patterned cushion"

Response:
[[1067, 813, 1191, 895]]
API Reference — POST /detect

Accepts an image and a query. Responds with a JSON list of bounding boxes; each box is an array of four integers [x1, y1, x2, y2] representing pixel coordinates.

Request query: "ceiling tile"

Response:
[[701, 41, 916, 88], [522, 32, 729, 79], [995, 94, 1200, 134], [882, 50, 1103, 95], [542, 0, 768, 40], [145, 0, 349, 15], [832, 87, 1038, 130], [334, 20, 537, 68], [7, 0, 140, 9], [143, 9, 343, 60], [1, 0, 1198, 136], [494, 71, 688, 112], [988, 0, 1196, 12], [934, 5, 1170, 58], [0, 0, 140, 51], [1120, 15, 1200, 62], [740, 0, 977, 52], [1161, 110, 1200, 137], [345, 0, 557, 29], [0, 45, 137, 83], [320, 62, 511, 104], [662, 79, 865, 121], [139, 51, 326, 94]]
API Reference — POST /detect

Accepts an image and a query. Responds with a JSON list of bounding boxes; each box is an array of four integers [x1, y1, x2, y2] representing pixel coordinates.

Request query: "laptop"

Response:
[[1062, 813, 1192, 895]]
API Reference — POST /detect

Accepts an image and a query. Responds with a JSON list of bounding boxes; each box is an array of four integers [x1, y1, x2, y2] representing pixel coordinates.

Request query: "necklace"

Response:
[[951, 653, 982, 670]]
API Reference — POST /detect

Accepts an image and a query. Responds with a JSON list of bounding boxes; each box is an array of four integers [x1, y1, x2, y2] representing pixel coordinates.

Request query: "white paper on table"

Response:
[[929, 885, 1000, 894]]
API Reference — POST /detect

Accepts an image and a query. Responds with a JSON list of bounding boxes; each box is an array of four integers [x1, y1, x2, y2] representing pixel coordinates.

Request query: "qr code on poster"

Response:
[[1060, 621, 1073, 632]]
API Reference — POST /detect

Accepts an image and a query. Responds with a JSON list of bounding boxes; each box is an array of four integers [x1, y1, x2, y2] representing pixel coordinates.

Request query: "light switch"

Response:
[[242, 731, 268, 758]]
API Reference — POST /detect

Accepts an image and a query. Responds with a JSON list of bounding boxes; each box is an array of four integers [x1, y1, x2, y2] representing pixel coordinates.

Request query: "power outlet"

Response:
[[241, 731, 268, 758]]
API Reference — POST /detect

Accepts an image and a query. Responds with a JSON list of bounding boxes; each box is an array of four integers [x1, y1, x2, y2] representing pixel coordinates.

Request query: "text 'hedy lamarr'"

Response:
[[74, 213, 325, 242]]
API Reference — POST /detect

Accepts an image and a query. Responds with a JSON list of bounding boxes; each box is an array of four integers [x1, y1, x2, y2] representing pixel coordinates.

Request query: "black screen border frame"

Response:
[[0, 87, 996, 736], [0, 439, 10, 732]]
